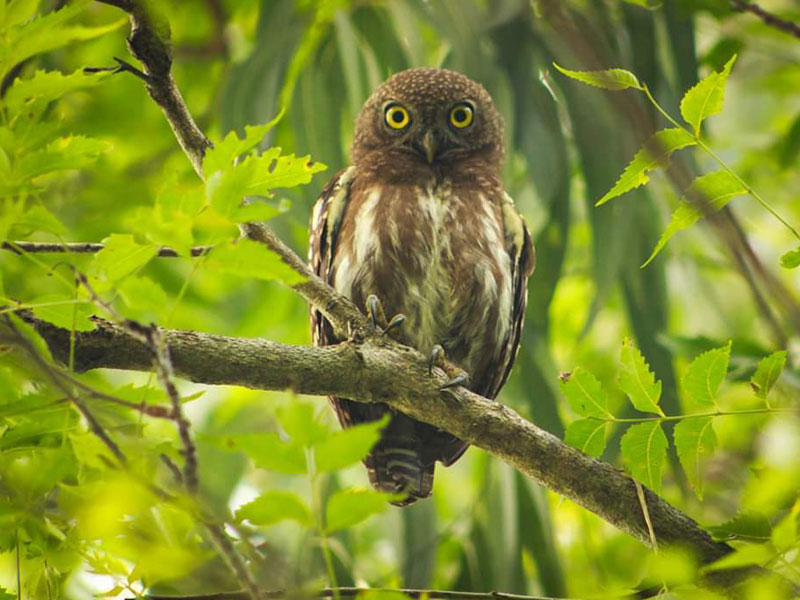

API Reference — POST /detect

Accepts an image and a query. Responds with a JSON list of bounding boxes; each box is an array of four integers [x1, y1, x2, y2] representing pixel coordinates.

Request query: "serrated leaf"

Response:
[[117, 276, 168, 317], [203, 117, 283, 176], [564, 419, 607, 457], [235, 490, 312, 527], [708, 512, 772, 543], [674, 417, 716, 499], [619, 337, 664, 415], [704, 543, 774, 571], [553, 64, 642, 91], [14, 135, 108, 180], [620, 421, 668, 493], [205, 239, 306, 285], [560, 368, 613, 419], [682, 341, 731, 408], [680, 55, 737, 136], [225, 433, 306, 474], [275, 401, 330, 447], [314, 416, 388, 473], [247, 152, 327, 195], [751, 350, 787, 399], [92, 234, 158, 282], [325, 487, 392, 532], [780, 247, 800, 269], [643, 171, 747, 266], [596, 128, 696, 206], [5, 69, 109, 113], [30, 294, 94, 331]]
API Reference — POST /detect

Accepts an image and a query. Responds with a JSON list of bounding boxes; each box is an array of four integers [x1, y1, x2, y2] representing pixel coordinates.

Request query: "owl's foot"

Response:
[[366, 294, 406, 340], [427, 344, 469, 390]]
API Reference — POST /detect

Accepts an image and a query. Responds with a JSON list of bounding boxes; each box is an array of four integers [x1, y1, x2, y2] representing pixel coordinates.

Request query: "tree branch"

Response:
[[730, 0, 800, 40], [1, 240, 210, 257]]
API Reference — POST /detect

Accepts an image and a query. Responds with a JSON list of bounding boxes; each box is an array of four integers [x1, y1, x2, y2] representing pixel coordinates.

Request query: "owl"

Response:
[[308, 68, 535, 506]]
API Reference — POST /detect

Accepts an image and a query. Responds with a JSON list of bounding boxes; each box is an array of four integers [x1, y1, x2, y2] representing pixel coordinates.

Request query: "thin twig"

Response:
[[730, 0, 800, 39], [140, 587, 581, 600], [1, 241, 211, 257], [635, 480, 658, 554]]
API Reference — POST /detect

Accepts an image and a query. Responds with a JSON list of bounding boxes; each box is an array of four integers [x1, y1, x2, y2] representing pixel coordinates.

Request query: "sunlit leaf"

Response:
[[358, 591, 411, 600], [780, 247, 800, 269], [682, 341, 731, 407], [619, 337, 664, 415], [5, 69, 110, 113], [10, 204, 66, 236], [92, 234, 158, 282], [564, 419, 607, 457], [325, 487, 392, 532], [708, 512, 771, 543], [30, 294, 94, 331], [620, 421, 668, 493], [235, 490, 312, 527], [229, 201, 282, 223], [314, 416, 388, 473], [704, 543, 774, 571], [560, 368, 613, 419], [750, 350, 787, 399], [553, 63, 642, 91], [225, 433, 306, 474], [275, 401, 331, 447], [674, 417, 716, 499], [643, 170, 747, 266], [680, 55, 737, 136], [203, 117, 283, 175], [205, 238, 306, 285], [13, 135, 107, 182], [596, 128, 696, 206], [117, 276, 168, 317]]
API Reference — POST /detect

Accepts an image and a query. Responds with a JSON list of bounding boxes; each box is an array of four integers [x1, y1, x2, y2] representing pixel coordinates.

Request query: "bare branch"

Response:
[[730, 0, 800, 39], [1, 241, 210, 257]]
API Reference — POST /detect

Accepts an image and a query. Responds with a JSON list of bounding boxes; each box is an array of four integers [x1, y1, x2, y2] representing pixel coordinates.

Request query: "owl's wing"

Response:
[[476, 192, 535, 401]]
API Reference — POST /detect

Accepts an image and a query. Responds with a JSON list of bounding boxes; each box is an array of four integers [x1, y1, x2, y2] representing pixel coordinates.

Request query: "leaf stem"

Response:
[[596, 406, 793, 423], [307, 449, 340, 600]]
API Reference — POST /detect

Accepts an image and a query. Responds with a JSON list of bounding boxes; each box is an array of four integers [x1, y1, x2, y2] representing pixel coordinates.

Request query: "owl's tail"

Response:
[[365, 413, 434, 506]]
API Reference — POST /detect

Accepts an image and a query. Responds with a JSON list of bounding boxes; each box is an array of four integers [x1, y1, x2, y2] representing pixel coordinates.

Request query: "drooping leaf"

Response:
[[92, 234, 158, 282], [708, 512, 772, 543], [205, 239, 306, 285], [224, 433, 306, 474], [314, 416, 388, 473], [596, 128, 696, 206], [564, 419, 607, 457], [275, 401, 330, 447], [235, 490, 312, 527], [620, 421, 668, 493], [680, 55, 737, 136], [674, 417, 716, 499], [325, 487, 392, 532], [780, 247, 800, 269], [560, 368, 614, 419], [643, 170, 747, 266], [619, 337, 664, 416], [553, 64, 642, 91], [682, 341, 731, 408], [750, 350, 787, 399]]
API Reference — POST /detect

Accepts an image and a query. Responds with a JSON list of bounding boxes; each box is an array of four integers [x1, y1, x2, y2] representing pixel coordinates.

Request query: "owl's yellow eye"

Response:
[[449, 103, 474, 129], [385, 104, 411, 130]]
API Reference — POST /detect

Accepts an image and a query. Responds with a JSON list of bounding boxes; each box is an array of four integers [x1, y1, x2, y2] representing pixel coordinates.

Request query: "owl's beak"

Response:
[[419, 129, 436, 164]]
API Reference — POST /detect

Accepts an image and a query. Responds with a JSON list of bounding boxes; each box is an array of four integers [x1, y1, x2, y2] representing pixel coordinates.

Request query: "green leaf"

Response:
[[708, 512, 772, 543], [14, 135, 108, 181], [619, 337, 664, 416], [564, 419, 607, 457], [750, 350, 787, 399], [680, 55, 737, 136], [10, 204, 66, 236], [358, 592, 411, 600], [553, 63, 642, 91], [560, 367, 613, 419], [225, 433, 306, 474], [314, 416, 388, 473], [205, 239, 306, 285], [5, 69, 110, 113], [92, 234, 158, 282], [620, 421, 668, 493], [229, 202, 282, 223], [704, 543, 774, 571], [325, 487, 392, 532], [235, 490, 312, 527], [674, 417, 717, 500], [117, 276, 168, 317], [203, 118, 283, 176], [30, 294, 94, 331], [275, 401, 330, 447], [643, 170, 747, 266], [780, 247, 800, 269], [682, 341, 731, 408], [596, 128, 696, 206]]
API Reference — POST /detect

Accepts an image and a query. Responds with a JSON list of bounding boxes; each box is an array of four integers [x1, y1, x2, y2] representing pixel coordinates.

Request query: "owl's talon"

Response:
[[366, 294, 387, 331], [428, 344, 444, 376], [439, 373, 469, 390], [382, 314, 406, 336]]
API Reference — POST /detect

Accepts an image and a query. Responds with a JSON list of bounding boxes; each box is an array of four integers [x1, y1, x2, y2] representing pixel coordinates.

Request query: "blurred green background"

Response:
[[1, 0, 800, 598]]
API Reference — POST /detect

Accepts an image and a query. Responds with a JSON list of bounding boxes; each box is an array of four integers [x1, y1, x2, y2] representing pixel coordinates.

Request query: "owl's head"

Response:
[[351, 68, 504, 169]]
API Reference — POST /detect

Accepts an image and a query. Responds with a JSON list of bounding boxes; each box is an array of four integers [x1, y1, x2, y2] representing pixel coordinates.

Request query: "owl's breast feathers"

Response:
[[309, 164, 534, 503]]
